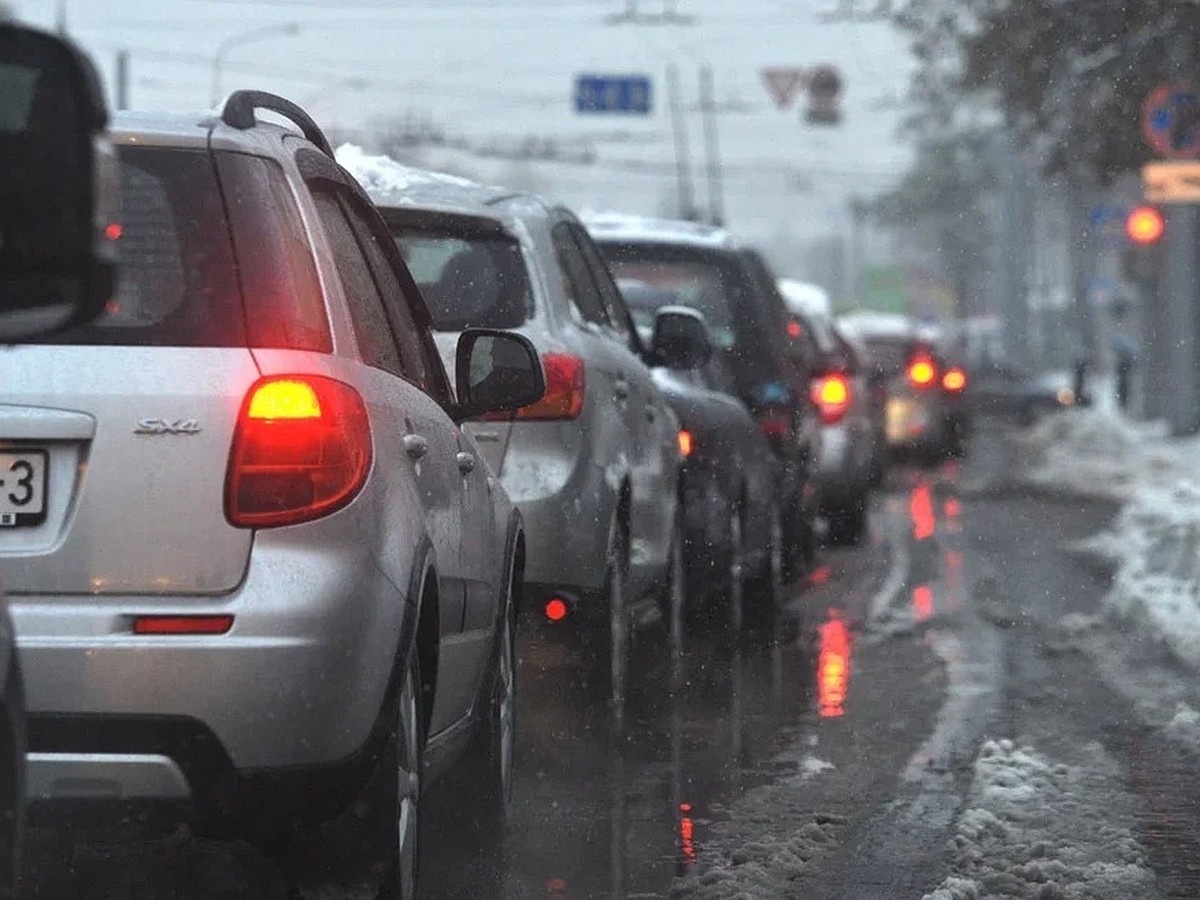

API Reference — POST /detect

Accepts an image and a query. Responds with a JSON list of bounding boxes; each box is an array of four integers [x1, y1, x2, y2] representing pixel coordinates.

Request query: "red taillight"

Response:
[[133, 615, 234, 636], [545, 598, 569, 622], [485, 352, 584, 421], [225, 375, 372, 529], [677, 429, 695, 458], [907, 356, 937, 389], [811, 373, 851, 425], [942, 367, 967, 393], [757, 410, 792, 444]]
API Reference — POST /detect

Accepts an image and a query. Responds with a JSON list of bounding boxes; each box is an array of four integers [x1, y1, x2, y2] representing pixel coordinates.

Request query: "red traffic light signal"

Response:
[[1126, 206, 1165, 244]]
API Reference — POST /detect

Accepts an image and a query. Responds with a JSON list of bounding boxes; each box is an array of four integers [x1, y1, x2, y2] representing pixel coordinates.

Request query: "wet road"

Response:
[[22, 420, 1200, 898]]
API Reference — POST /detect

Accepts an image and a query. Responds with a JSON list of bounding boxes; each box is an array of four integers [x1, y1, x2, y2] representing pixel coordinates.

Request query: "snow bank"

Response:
[[922, 739, 1157, 900], [669, 751, 841, 898], [1017, 409, 1200, 671], [1016, 408, 1174, 502]]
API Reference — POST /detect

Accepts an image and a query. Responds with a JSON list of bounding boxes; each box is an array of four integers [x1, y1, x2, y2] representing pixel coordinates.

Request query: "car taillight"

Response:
[[907, 356, 937, 389], [942, 367, 967, 393], [484, 352, 584, 421], [812, 373, 851, 425], [757, 409, 792, 444], [677, 429, 695, 458], [225, 375, 372, 529]]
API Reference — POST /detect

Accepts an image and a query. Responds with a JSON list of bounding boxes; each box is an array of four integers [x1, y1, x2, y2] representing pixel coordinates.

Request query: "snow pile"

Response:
[[1017, 408, 1174, 502], [922, 739, 1156, 900], [670, 754, 842, 898], [335, 143, 492, 205]]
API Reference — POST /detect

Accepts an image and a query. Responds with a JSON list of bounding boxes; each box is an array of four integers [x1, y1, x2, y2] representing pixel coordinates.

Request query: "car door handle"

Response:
[[456, 451, 476, 474], [403, 434, 428, 460], [614, 379, 630, 401]]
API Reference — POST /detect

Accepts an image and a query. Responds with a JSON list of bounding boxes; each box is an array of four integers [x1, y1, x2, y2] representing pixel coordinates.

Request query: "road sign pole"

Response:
[[666, 63, 697, 221], [699, 65, 725, 226]]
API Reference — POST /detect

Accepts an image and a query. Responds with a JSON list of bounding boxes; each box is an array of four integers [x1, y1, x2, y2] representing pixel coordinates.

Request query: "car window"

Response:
[[34, 146, 244, 347], [570, 223, 637, 346], [392, 227, 533, 332], [551, 220, 609, 326], [311, 188, 406, 378], [341, 197, 431, 390]]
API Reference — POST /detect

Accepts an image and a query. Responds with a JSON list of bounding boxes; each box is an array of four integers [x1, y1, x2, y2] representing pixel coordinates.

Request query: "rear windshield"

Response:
[[391, 228, 533, 332], [596, 244, 747, 351], [44, 146, 245, 347], [860, 336, 915, 376]]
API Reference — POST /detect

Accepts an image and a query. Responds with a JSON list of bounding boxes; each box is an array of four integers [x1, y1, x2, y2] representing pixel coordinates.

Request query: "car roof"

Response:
[[335, 144, 551, 222], [110, 109, 307, 156], [581, 210, 739, 251]]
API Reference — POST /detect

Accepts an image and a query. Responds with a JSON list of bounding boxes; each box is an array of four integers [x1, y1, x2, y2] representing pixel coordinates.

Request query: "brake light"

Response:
[[545, 598, 569, 622], [907, 356, 937, 389], [677, 429, 695, 458], [757, 409, 792, 444], [226, 375, 372, 528], [811, 373, 851, 425], [485, 352, 584, 421], [942, 367, 967, 393], [786, 318, 804, 339]]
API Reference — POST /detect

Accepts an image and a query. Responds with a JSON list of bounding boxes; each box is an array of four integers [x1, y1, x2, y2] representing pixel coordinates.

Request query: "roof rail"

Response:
[[218, 90, 334, 158]]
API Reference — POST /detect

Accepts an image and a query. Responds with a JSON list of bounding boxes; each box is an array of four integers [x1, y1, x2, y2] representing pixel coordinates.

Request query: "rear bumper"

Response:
[[11, 529, 411, 805]]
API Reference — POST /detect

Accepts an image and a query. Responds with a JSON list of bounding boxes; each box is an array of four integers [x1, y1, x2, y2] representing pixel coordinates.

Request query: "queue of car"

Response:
[[0, 25, 909, 896]]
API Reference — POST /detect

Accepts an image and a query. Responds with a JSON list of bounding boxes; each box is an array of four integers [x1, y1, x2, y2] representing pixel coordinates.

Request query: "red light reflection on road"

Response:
[[547, 876, 568, 899], [679, 802, 697, 865], [944, 497, 961, 519], [912, 584, 933, 621], [910, 484, 936, 540], [818, 609, 852, 718], [810, 564, 832, 587]]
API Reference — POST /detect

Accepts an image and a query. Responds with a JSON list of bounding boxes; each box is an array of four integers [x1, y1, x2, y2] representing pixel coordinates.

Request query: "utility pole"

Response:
[[998, 128, 1031, 370], [666, 63, 697, 221], [55, 0, 67, 34], [1162, 31, 1200, 434], [115, 50, 130, 111], [698, 66, 725, 226]]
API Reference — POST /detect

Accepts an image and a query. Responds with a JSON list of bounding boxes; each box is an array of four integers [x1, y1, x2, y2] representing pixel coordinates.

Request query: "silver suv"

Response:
[[340, 149, 687, 709], [1, 93, 544, 898]]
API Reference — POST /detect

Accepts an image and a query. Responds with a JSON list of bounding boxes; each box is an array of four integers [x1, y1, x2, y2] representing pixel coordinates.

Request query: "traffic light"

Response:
[[1122, 205, 1165, 287]]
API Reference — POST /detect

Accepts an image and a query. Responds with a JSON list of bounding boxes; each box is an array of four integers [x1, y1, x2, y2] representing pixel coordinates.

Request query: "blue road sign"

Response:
[[574, 75, 653, 115], [1143, 83, 1200, 159], [1089, 204, 1132, 247]]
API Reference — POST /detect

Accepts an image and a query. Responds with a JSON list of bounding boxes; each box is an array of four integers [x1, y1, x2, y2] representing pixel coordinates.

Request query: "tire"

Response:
[[724, 507, 746, 632], [378, 652, 423, 900], [662, 515, 686, 658], [470, 574, 516, 835], [745, 502, 786, 618], [603, 515, 631, 720], [0, 653, 24, 900], [827, 493, 868, 547]]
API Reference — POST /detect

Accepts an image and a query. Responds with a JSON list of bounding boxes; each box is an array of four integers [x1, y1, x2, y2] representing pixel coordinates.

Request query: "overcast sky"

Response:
[[13, 0, 917, 251]]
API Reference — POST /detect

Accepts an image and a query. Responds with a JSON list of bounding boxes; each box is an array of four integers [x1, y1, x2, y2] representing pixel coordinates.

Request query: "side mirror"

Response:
[[453, 329, 546, 422], [0, 24, 116, 342], [648, 306, 712, 370]]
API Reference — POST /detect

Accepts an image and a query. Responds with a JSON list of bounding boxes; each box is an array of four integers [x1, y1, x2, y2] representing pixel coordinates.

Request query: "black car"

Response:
[[585, 214, 824, 577], [620, 280, 785, 627]]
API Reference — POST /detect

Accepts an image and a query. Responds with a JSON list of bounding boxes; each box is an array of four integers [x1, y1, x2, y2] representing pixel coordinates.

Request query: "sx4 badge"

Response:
[[134, 418, 202, 435]]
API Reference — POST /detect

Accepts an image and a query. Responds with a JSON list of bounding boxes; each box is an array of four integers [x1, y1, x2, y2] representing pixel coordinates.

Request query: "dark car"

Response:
[[619, 279, 785, 628], [585, 213, 824, 577], [970, 363, 1077, 425]]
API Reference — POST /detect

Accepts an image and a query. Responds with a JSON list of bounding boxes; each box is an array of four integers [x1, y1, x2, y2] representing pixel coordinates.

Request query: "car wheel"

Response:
[[725, 508, 746, 631], [378, 653, 423, 900], [662, 515, 686, 657], [746, 502, 786, 616], [604, 515, 631, 720], [472, 573, 516, 834], [827, 493, 868, 547]]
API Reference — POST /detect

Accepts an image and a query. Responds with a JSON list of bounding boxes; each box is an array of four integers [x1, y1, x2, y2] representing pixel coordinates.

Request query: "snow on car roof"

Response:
[[778, 279, 831, 318], [835, 311, 915, 339], [580, 210, 737, 250], [336, 143, 520, 213]]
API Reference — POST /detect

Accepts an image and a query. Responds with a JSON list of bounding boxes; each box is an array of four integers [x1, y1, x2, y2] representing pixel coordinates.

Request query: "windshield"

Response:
[[7, 7, 1194, 900]]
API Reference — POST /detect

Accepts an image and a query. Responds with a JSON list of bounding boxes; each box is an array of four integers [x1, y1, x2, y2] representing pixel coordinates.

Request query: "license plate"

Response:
[[0, 450, 47, 527]]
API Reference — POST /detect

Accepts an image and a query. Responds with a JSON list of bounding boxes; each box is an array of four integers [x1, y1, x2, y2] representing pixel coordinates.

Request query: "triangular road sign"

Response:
[[761, 67, 808, 110]]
